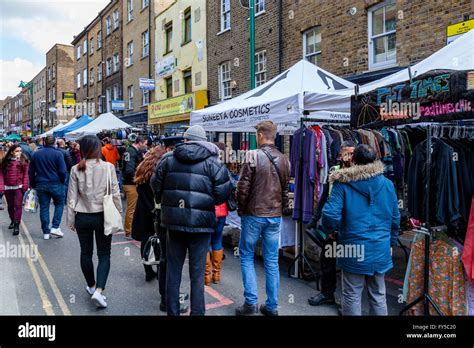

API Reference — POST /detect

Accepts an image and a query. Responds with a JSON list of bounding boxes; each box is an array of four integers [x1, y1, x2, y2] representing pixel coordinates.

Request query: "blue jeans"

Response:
[[210, 217, 226, 251], [36, 183, 65, 235], [64, 173, 70, 200], [239, 215, 281, 312]]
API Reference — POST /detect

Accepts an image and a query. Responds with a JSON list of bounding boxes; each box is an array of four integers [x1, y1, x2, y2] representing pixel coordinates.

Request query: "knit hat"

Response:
[[184, 125, 207, 142]]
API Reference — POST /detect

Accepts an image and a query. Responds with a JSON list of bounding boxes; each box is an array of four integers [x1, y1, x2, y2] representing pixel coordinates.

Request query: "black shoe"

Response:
[[235, 303, 258, 316], [160, 299, 189, 314], [159, 300, 166, 312], [145, 270, 158, 282], [308, 293, 335, 306], [12, 222, 20, 236], [8, 221, 14, 229], [260, 304, 278, 316]]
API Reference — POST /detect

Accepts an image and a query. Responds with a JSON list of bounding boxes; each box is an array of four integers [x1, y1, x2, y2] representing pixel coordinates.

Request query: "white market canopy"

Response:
[[38, 122, 65, 138], [190, 59, 354, 132], [304, 28, 474, 111], [65, 112, 132, 140]]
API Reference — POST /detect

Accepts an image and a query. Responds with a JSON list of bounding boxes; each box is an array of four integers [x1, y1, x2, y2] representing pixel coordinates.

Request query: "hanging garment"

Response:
[[462, 197, 474, 285], [290, 128, 316, 224], [407, 238, 467, 316]]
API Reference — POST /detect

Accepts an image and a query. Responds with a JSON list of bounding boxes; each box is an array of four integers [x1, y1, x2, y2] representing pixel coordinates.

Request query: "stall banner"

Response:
[[351, 70, 474, 127]]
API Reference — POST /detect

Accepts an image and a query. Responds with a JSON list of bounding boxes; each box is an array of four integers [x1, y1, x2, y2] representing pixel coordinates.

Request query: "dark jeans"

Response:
[[64, 173, 70, 201], [320, 238, 337, 297], [166, 230, 210, 316], [210, 217, 226, 251], [156, 225, 167, 301], [4, 189, 23, 222], [75, 212, 112, 290], [36, 183, 65, 234]]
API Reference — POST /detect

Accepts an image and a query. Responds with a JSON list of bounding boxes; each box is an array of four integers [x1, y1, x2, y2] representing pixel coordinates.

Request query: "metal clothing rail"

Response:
[[288, 111, 350, 287]]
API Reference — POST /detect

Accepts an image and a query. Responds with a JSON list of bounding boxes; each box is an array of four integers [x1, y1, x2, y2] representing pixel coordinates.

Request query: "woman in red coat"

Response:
[[0, 144, 29, 235]]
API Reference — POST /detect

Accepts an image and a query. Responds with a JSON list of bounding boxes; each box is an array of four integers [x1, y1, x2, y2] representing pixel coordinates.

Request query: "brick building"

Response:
[[31, 68, 47, 134], [45, 44, 75, 127], [282, 0, 473, 84], [102, 0, 124, 116], [121, 0, 156, 126], [206, 0, 281, 106]]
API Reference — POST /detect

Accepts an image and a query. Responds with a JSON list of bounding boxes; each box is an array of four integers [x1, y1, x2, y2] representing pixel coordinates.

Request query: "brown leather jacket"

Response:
[[237, 144, 290, 217]]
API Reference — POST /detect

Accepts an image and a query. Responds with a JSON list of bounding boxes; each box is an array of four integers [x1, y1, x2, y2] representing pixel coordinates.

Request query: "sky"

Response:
[[0, 0, 110, 100]]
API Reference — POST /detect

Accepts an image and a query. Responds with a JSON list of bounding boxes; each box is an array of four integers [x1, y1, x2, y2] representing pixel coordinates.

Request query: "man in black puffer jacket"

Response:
[[151, 125, 231, 316]]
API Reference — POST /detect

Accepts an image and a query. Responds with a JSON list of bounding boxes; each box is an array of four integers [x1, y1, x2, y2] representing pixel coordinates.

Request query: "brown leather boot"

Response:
[[205, 252, 211, 285], [212, 249, 224, 284]]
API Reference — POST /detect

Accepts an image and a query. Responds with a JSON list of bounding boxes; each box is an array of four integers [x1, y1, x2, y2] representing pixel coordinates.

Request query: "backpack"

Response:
[[142, 234, 161, 266]]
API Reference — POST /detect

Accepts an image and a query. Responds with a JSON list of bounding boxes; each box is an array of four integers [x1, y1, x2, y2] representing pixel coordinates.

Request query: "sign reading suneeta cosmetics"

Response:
[[350, 70, 474, 127]]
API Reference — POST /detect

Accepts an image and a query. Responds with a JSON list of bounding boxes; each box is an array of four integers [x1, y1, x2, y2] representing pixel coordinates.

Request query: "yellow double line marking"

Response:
[[19, 220, 71, 316]]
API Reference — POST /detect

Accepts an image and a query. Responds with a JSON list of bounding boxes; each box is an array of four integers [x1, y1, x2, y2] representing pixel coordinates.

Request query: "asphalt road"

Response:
[[0, 198, 406, 316]]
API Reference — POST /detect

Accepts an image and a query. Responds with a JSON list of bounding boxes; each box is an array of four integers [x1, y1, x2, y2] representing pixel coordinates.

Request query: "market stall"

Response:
[[65, 112, 132, 140], [53, 114, 93, 138], [38, 122, 65, 138]]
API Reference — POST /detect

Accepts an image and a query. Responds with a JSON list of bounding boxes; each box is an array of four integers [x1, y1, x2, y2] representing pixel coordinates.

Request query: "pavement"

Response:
[[0, 198, 407, 316]]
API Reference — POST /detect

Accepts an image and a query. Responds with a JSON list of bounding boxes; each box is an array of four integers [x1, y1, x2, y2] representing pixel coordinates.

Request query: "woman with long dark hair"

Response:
[[0, 144, 29, 235], [67, 135, 122, 308], [132, 145, 166, 281]]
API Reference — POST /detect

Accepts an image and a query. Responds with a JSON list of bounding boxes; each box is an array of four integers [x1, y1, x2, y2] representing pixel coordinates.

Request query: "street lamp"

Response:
[[40, 100, 46, 134]]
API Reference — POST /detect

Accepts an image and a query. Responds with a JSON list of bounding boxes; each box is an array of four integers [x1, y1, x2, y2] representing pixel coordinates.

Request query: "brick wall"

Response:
[[282, 0, 473, 79], [206, 0, 281, 106]]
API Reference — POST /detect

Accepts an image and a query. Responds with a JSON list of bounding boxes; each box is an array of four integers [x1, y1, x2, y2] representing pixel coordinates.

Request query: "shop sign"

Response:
[[351, 70, 474, 127], [156, 55, 175, 78], [139, 78, 155, 91], [112, 100, 125, 111], [447, 20, 474, 44], [62, 92, 76, 107]]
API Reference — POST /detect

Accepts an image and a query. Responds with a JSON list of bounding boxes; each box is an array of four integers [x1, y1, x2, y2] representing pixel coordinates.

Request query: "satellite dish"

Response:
[[239, 0, 249, 9]]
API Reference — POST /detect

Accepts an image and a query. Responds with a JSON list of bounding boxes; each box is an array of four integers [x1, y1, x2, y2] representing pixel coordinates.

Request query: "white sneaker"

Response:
[[86, 286, 106, 299], [91, 291, 108, 308], [50, 228, 64, 238], [43, 234, 50, 240]]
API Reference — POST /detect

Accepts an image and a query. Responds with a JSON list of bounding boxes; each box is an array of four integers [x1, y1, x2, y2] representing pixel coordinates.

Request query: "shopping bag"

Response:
[[103, 165, 123, 235], [142, 234, 161, 266], [24, 189, 38, 213]]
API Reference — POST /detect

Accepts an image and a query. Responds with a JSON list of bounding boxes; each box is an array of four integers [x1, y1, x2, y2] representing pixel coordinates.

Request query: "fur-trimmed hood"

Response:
[[329, 161, 385, 184], [329, 161, 387, 205]]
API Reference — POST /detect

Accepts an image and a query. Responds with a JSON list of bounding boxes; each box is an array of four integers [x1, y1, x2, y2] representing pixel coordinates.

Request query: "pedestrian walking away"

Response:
[[235, 120, 291, 317], [151, 125, 232, 316], [28, 135, 67, 240], [67, 135, 122, 309], [0, 144, 29, 235]]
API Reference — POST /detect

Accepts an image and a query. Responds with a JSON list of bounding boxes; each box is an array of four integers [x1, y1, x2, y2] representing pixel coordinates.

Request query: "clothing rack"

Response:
[[400, 124, 444, 316], [288, 110, 350, 287]]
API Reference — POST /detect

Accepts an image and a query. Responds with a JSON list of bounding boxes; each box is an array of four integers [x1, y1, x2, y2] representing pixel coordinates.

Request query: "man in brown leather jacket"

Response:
[[235, 120, 290, 316]]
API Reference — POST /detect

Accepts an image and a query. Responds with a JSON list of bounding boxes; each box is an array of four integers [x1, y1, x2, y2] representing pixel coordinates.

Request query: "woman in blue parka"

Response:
[[320, 144, 400, 316]]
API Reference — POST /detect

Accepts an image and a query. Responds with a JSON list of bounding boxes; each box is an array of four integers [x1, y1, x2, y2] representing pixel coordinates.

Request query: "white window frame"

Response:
[[127, 0, 134, 22], [220, 0, 230, 32], [303, 27, 321, 66], [113, 84, 120, 100], [106, 87, 112, 112], [52, 64, 56, 79], [83, 69, 87, 86], [106, 16, 111, 35], [219, 61, 231, 101], [83, 40, 87, 55], [48, 67, 51, 81], [76, 73, 81, 89], [142, 30, 149, 57], [106, 58, 112, 76], [98, 63, 103, 81], [76, 46, 81, 60], [127, 41, 134, 65], [113, 54, 120, 72], [255, 50, 267, 87], [113, 9, 120, 30], [98, 31, 102, 49], [368, 1, 397, 70], [98, 96, 103, 113], [183, 8, 192, 43], [142, 89, 149, 106], [142, 0, 149, 9], [90, 67, 94, 85], [128, 85, 134, 109], [255, 0, 265, 15], [52, 88, 56, 102], [90, 37, 94, 54]]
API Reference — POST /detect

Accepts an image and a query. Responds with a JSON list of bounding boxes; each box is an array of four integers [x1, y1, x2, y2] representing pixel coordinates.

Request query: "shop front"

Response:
[[148, 90, 208, 136]]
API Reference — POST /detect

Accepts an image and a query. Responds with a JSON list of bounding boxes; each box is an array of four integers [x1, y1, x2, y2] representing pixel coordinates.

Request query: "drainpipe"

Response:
[[278, 0, 283, 73]]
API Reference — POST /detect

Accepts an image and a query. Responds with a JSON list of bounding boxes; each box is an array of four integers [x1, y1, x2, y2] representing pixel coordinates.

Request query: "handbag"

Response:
[[103, 165, 123, 235], [23, 189, 38, 213], [142, 234, 161, 266]]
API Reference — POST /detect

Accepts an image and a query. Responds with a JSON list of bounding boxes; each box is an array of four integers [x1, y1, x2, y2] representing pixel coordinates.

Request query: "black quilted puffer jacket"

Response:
[[151, 141, 232, 233]]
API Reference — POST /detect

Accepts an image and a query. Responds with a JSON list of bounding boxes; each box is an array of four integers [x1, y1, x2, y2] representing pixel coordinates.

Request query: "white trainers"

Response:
[[91, 291, 108, 308], [50, 228, 64, 238], [43, 234, 51, 240], [87, 287, 106, 299]]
